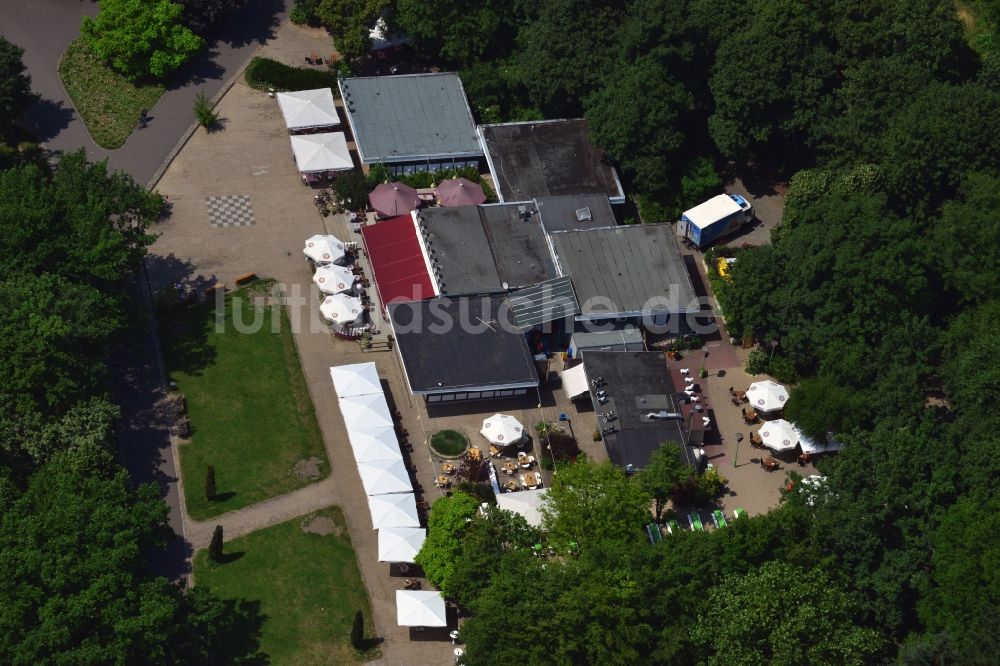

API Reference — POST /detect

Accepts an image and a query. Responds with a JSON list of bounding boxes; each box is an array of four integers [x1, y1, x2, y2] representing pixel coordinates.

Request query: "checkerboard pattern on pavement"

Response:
[[206, 194, 256, 228]]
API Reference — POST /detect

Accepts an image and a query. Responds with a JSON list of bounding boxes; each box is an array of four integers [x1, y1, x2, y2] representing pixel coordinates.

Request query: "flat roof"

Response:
[[507, 276, 579, 330], [550, 225, 698, 317], [682, 194, 741, 230], [581, 351, 699, 469], [339, 74, 482, 163], [388, 296, 538, 393], [535, 194, 617, 233], [479, 120, 625, 202], [418, 203, 555, 294], [570, 325, 645, 351], [361, 215, 436, 304]]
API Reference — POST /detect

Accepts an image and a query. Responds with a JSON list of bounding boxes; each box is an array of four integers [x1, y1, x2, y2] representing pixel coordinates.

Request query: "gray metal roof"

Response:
[[570, 324, 645, 352], [418, 203, 555, 295], [388, 296, 538, 393], [339, 74, 483, 163], [551, 224, 698, 317], [581, 351, 699, 470], [508, 277, 579, 330], [535, 194, 617, 233], [479, 120, 625, 202]]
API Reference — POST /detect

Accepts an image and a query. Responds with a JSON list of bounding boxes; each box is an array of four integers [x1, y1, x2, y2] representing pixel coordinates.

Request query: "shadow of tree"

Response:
[[28, 98, 76, 142], [214, 598, 270, 664], [211, 0, 286, 49]]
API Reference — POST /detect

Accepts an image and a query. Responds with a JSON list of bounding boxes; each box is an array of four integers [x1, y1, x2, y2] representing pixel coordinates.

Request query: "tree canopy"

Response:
[[0, 38, 37, 143]]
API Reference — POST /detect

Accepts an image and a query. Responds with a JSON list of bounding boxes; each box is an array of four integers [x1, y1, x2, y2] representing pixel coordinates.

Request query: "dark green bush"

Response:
[[745, 349, 768, 375], [244, 57, 339, 93]]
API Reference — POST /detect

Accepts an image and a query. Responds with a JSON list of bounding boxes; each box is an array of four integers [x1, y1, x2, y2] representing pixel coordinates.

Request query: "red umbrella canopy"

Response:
[[369, 181, 421, 217], [436, 177, 486, 207]]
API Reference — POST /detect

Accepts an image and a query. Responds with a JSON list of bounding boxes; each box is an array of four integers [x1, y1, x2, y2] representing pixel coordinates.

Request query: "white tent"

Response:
[[480, 414, 525, 446], [349, 426, 402, 463], [396, 590, 447, 627], [320, 293, 363, 325], [290, 132, 353, 173], [276, 88, 340, 131], [796, 426, 844, 455], [357, 457, 412, 496], [303, 234, 345, 264], [330, 362, 382, 398], [560, 364, 589, 400], [746, 380, 789, 413], [339, 393, 393, 431], [368, 492, 420, 529], [313, 263, 355, 294], [378, 526, 426, 563], [495, 487, 549, 527], [758, 418, 799, 452]]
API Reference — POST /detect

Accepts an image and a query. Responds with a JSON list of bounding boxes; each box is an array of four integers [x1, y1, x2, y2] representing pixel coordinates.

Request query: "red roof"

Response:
[[361, 215, 436, 306]]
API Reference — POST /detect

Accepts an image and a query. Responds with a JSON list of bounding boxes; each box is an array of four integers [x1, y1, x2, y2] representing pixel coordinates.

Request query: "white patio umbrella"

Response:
[[349, 427, 402, 463], [276, 88, 340, 130], [758, 418, 799, 452], [378, 526, 427, 563], [357, 457, 412, 496], [396, 590, 447, 627], [339, 393, 393, 431], [313, 263, 355, 294], [320, 293, 363, 325], [480, 414, 525, 446], [303, 234, 345, 264], [290, 132, 352, 173], [746, 380, 789, 413], [329, 362, 382, 398], [368, 493, 419, 529]]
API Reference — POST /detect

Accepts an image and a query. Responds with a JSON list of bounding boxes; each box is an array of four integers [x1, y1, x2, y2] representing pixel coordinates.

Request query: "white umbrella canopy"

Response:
[[357, 457, 412, 496], [276, 88, 340, 130], [349, 426, 402, 463], [480, 414, 525, 446], [320, 293, 363, 325], [378, 526, 427, 563], [746, 380, 789, 413], [303, 234, 345, 264], [330, 362, 382, 398], [758, 418, 799, 452], [339, 393, 394, 431], [396, 590, 447, 627], [313, 263, 355, 294], [290, 132, 352, 173], [368, 492, 420, 529]]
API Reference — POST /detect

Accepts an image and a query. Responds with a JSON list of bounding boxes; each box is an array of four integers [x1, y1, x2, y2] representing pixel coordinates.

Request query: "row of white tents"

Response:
[[331, 362, 448, 627], [277, 89, 353, 174]]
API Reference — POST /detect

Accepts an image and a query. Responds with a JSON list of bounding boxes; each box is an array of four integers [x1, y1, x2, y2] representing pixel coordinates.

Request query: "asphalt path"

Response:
[[1, 0, 288, 582]]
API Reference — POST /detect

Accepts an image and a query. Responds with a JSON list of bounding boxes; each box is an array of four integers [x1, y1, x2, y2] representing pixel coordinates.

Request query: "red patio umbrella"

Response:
[[368, 181, 421, 217], [436, 177, 486, 207]]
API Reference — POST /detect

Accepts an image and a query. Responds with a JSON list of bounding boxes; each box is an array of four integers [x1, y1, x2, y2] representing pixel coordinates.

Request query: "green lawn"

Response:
[[58, 39, 166, 149], [430, 429, 468, 456], [194, 507, 378, 664], [162, 285, 328, 520]]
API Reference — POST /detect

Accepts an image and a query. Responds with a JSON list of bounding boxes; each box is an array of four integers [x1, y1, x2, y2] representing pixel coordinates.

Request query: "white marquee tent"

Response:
[[396, 590, 447, 627], [330, 362, 382, 398], [303, 234, 345, 264], [758, 418, 799, 452], [320, 293, 363, 325], [746, 380, 789, 413], [349, 427, 402, 463], [339, 393, 394, 431], [276, 88, 340, 131], [313, 263, 356, 295], [796, 426, 844, 455], [480, 414, 525, 446], [560, 364, 589, 400], [495, 487, 548, 527], [357, 457, 412, 496], [378, 526, 427, 563], [290, 132, 353, 173], [368, 492, 420, 529]]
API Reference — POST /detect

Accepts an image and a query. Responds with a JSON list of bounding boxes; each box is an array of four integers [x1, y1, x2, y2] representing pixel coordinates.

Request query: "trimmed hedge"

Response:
[[245, 57, 339, 93]]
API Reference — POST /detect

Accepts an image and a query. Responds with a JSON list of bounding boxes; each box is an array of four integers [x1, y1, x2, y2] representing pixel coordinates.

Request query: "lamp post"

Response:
[[769, 339, 779, 364], [734, 432, 743, 468]]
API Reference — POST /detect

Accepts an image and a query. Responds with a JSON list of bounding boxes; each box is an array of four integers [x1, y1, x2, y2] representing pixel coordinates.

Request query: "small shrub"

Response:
[[244, 57, 339, 92], [192, 90, 218, 129], [430, 430, 468, 457], [636, 194, 672, 224], [745, 349, 768, 375], [350, 610, 364, 650], [290, 0, 319, 25], [331, 171, 371, 210], [455, 480, 495, 504], [205, 465, 217, 500], [208, 525, 224, 562], [767, 355, 798, 384]]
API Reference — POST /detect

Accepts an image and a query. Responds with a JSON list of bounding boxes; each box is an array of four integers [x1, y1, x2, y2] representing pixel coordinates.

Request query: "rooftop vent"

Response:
[[575, 207, 592, 222], [646, 411, 683, 420]]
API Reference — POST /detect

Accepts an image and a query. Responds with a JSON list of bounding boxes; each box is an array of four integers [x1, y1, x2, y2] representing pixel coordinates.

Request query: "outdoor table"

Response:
[[523, 472, 539, 488], [502, 462, 517, 475], [503, 480, 517, 492], [468, 447, 481, 461], [441, 463, 455, 475], [435, 475, 450, 487]]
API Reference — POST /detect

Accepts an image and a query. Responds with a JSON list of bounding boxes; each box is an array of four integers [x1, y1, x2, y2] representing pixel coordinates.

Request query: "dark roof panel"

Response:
[[536, 194, 617, 233], [508, 277, 579, 330]]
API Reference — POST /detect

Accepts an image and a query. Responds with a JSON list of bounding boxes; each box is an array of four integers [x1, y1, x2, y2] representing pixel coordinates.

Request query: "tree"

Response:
[[414, 492, 480, 593], [209, 525, 224, 562], [692, 561, 886, 665], [350, 610, 364, 650], [314, 0, 387, 60], [933, 173, 1000, 305], [0, 37, 38, 142], [540, 460, 650, 550], [81, 0, 204, 80], [192, 90, 218, 129], [395, 0, 520, 67], [205, 465, 217, 500], [637, 442, 692, 519]]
